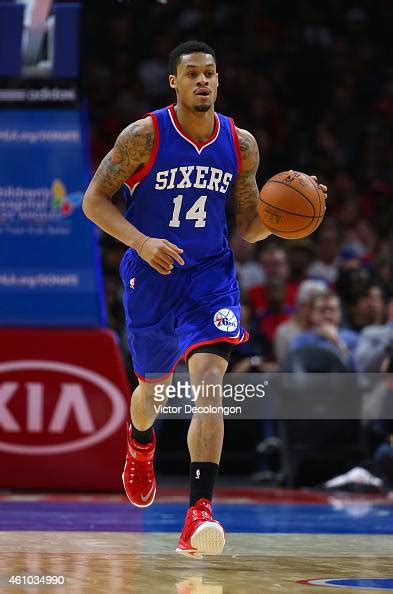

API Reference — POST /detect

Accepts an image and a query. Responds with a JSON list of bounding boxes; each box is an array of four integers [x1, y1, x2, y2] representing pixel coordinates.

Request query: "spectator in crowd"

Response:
[[248, 244, 298, 313], [354, 297, 393, 373], [344, 285, 386, 333], [230, 230, 265, 291], [288, 292, 358, 368], [307, 222, 340, 285], [274, 279, 328, 365], [343, 290, 372, 333], [336, 260, 371, 325], [287, 239, 315, 285], [255, 277, 294, 362], [368, 285, 386, 326]]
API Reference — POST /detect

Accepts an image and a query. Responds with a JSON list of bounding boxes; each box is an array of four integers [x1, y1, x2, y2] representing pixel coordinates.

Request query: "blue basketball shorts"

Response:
[[120, 249, 249, 381]]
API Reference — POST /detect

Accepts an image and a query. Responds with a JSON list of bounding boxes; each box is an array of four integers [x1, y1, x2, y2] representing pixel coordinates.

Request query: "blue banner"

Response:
[[0, 109, 106, 326]]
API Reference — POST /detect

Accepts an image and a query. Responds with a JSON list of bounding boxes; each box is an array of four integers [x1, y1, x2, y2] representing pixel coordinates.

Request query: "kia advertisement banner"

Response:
[[0, 329, 130, 491], [0, 108, 106, 326]]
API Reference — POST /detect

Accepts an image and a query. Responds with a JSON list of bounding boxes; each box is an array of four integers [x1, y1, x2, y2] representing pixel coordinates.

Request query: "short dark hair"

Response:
[[168, 41, 216, 75]]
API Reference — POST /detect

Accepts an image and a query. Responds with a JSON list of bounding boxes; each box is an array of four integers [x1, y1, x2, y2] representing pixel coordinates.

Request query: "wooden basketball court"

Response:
[[0, 488, 392, 593]]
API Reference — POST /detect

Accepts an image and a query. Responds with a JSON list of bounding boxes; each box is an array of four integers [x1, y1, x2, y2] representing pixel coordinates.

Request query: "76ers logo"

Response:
[[214, 309, 238, 333]]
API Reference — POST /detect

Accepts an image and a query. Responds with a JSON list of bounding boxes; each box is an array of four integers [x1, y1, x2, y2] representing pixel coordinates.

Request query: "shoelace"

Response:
[[182, 509, 212, 540], [144, 460, 155, 484], [191, 509, 211, 521], [182, 507, 213, 540], [127, 455, 154, 486]]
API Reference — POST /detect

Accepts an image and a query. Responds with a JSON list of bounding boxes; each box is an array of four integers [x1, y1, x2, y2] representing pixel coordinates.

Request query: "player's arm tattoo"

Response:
[[93, 119, 154, 196], [232, 129, 260, 214], [232, 128, 271, 241]]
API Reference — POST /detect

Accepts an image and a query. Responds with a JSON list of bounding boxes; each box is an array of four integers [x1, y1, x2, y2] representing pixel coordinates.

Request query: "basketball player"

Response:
[[83, 41, 327, 557]]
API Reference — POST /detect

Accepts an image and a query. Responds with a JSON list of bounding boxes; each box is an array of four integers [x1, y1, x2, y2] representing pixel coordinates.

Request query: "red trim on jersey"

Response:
[[230, 118, 241, 175], [168, 103, 220, 150], [184, 330, 250, 362], [134, 330, 249, 382], [125, 113, 159, 189]]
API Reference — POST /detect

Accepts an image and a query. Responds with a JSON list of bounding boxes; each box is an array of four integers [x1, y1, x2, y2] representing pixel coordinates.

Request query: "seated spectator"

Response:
[[307, 224, 340, 285], [274, 279, 328, 365], [255, 277, 295, 361], [353, 219, 379, 265], [336, 262, 371, 326], [354, 297, 393, 373], [248, 244, 298, 313], [344, 285, 386, 332], [230, 230, 265, 290], [368, 285, 386, 326], [287, 239, 316, 285], [288, 292, 358, 367]]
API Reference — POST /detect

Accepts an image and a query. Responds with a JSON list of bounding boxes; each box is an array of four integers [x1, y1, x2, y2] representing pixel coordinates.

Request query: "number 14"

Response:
[[169, 194, 207, 228]]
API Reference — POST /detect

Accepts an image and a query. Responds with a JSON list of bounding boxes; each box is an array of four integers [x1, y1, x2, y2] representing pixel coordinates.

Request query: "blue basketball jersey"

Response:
[[123, 104, 240, 268]]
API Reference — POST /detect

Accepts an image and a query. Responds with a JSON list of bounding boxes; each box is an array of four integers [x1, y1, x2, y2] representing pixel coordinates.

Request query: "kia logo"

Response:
[[0, 360, 127, 455]]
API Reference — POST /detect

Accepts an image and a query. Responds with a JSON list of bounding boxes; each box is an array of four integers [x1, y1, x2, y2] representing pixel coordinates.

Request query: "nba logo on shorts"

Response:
[[213, 309, 238, 333], [130, 277, 136, 289]]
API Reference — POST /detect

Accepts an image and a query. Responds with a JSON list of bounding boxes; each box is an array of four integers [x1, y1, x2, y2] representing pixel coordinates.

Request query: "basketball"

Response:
[[258, 170, 326, 239]]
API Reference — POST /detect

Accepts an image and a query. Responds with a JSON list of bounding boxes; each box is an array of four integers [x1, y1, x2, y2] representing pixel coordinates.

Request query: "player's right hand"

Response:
[[137, 237, 184, 274]]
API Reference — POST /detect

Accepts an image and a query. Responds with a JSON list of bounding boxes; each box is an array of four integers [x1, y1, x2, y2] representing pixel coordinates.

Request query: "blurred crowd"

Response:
[[87, 0, 393, 373], [85, 0, 393, 487]]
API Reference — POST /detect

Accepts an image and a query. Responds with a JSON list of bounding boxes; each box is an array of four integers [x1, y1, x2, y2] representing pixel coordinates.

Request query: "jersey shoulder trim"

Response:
[[229, 118, 241, 175], [168, 103, 220, 154], [125, 113, 160, 191]]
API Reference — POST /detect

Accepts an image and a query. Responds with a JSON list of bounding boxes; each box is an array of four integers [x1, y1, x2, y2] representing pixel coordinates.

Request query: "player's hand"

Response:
[[310, 174, 328, 201], [137, 237, 184, 274]]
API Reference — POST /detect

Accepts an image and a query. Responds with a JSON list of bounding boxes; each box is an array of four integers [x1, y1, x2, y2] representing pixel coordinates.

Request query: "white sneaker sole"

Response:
[[176, 522, 225, 558], [121, 469, 156, 508]]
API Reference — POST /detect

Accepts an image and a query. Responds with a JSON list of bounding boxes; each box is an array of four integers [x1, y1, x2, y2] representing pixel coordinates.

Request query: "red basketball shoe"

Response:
[[176, 498, 225, 558], [122, 425, 156, 508]]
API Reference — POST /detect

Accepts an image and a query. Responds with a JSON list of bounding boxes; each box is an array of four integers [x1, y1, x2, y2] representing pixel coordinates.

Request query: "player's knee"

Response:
[[189, 352, 227, 381], [192, 363, 225, 386]]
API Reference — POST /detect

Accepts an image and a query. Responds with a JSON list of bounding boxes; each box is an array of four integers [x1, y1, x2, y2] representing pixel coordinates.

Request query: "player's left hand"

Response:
[[310, 175, 328, 200]]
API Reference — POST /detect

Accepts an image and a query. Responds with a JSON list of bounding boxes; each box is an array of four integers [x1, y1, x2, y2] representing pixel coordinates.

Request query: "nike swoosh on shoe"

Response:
[[141, 484, 155, 502]]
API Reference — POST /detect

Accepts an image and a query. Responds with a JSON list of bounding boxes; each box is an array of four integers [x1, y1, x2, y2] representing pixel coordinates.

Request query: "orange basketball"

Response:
[[258, 170, 326, 239]]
